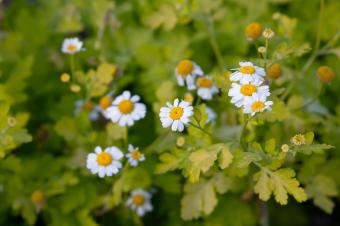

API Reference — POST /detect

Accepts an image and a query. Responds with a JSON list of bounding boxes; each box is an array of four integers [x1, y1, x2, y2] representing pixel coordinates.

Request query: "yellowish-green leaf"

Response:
[[218, 144, 233, 169]]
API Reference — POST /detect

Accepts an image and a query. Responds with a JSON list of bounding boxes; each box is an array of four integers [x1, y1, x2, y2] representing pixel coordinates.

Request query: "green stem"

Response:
[[302, 0, 324, 73], [240, 114, 250, 150], [264, 38, 269, 69], [188, 122, 214, 138], [70, 54, 75, 78], [204, 14, 224, 71]]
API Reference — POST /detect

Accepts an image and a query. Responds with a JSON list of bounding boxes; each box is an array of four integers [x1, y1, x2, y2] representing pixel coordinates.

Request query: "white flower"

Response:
[[106, 91, 146, 127], [243, 94, 273, 116], [126, 144, 145, 167], [61, 37, 83, 54], [86, 146, 124, 178], [175, 60, 203, 90], [75, 100, 101, 121], [159, 99, 193, 132], [205, 106, 217, 123], [230, 62, 265, 85], [228, 83, 270, 108], [126, 189, 153, 216], [196, 76, 219, 100]]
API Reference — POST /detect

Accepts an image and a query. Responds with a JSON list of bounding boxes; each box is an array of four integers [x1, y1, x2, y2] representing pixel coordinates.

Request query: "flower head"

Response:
[[281, 144, 290, 153], [228, 82, 270, 108], [106, 91, 146, 127], [175, 60, 203, 90], [61, 37, 83, 54], [230, 62, 266, 85], [245, 22, 263, 40], [126, 189, 153, 216], [291, 134, 306, 146], [99, 95, 113, 118], [126, 144, 145, 167], [86, 146, 123, 178], [262, 28, 275, 39], [243, 94, 273, 116], [196, 76, 219, 100], [316, 66, 335, 83], [159, 99, 193, 132], [267, 63, 282, 79]]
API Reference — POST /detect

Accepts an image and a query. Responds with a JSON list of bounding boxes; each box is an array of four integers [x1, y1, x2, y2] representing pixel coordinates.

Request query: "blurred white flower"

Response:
[[126, 189, 153, 216]]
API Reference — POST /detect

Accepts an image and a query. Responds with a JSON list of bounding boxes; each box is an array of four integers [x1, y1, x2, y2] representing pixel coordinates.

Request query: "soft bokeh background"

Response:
[[0, 0, 339, 226]]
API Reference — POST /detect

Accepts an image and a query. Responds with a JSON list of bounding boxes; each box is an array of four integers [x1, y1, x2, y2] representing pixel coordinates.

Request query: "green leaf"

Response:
[[294, 144, 334, 154], [305, 132, 314, 145], [155, 149, 188, 174], [265, 138, 276, 154], [187, 147, 219, 183], [218, 144, 233, 169], [254, 168, 307, 205], [305, 174, 338, 214]]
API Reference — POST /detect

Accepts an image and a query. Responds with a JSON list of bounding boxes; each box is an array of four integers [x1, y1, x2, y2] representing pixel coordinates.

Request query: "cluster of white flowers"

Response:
[[86, 144, 145, 178], [228, 62, 273, 115], [175, 60, 219, 100]]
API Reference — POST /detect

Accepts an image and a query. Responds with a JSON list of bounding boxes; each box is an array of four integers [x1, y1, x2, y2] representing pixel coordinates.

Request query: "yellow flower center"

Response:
[[240, 66, 256, 74], [131, 150, 142, 160], [245, 22, 263, 39], [267, 63, 282, 79], [177, 60, 193, 76], [67, 44, 78, 52], [184, 94, 194, 103], [99, 96, 113, 110], [60, 73, 70, 83], [291, 134, 306, 145], [317, 66, 335, 83], [31, 191, 45, 205], [132, 194, 145, 206], [169, 107, 184, 120], [118, 100, 134, 114], [240, 84, 257, 96], [251, 101, 265, 112], [96, 152, 113, 166], [196, 77, 213, 88]]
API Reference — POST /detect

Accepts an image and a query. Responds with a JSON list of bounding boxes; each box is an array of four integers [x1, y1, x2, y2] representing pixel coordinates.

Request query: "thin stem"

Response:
[[258, 199, 270, 226], [240, 114, 250, 150], [204, 14, 224, 71], [264, 38, 269, 69], [302, 0, 324, 73], [188, 122, 214, 138], [70, 54, 75, 77]]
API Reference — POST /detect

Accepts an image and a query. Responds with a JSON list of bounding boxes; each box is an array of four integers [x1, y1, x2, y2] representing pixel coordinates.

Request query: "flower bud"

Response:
[[316, 66, 335, 83], [245, 22, 263, 40]]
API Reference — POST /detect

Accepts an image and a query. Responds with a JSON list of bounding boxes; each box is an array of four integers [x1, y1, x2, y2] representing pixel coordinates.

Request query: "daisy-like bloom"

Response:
[[243, 94, 273, 116], [281, 144, 290, 153], [61, 37, 83, 54], [291, 134, 306, 146], [159, 99, 193, 132], [86, 146, 123, 178], [106, 91, 146, 127], [99, 95, 113, 118], [175, 59, 203, 90], [230, 62, 266, 85], [75, 100, 101, 121], [196, 76, 219, 100], [126, 144, 145, 167], [205, 106, 217, 123], [228, 82, 270, 108], [126, 189, 153, 216]]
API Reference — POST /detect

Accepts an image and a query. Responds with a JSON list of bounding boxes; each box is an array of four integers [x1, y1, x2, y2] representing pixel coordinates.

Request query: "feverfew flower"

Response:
[[106, 91, 146, 127], [86, 146, 123, 178], [230, 62, 266, 85], [196, 76, 219, 100], [126, 144, 145, 167], [228, 83, 270, 108], [99, 95, 113, 118], [243, 94, 273, 116], [126, 189, 153, 216], [61, 37, 83, 54], [75, 100, 101, 121], [291, 134, 306, 146], [175, 59, 203, 90], [159, 99, 193, 132]]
